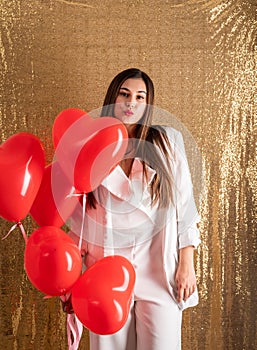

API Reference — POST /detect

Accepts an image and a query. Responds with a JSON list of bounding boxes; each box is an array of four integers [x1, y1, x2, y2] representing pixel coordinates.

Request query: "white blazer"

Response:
[[70, 127, 201, 311]]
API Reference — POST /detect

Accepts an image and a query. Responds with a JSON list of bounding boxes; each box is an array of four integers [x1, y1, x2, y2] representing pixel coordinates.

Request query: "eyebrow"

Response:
[[120, 87, 147, 94]]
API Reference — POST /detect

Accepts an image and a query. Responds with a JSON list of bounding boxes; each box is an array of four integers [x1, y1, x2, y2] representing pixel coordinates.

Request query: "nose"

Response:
[[126, 101, 136, 109], [126, 96, 137, 109]]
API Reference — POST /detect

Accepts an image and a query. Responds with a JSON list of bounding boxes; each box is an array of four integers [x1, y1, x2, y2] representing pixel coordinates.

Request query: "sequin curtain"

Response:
[[0, 1, 256, 349]]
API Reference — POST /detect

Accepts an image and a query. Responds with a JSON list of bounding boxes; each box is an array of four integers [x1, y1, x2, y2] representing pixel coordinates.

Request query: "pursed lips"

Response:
[[124, 110, 134, 116]]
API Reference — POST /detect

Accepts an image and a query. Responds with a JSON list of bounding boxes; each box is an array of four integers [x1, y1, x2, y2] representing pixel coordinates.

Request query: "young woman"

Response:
[[70, 68, 201, 350]]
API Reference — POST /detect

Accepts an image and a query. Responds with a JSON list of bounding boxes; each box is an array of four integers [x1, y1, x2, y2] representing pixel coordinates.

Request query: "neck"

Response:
[[124, 138, 136, 157], [124, 123, 136, 138]]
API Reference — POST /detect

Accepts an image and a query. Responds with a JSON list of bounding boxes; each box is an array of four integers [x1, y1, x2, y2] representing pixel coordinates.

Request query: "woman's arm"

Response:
[[175, 246, 196, 302], [164, 128, 200, 303]]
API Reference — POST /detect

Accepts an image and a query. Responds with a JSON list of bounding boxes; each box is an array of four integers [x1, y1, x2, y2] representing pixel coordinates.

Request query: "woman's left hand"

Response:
[[175, 246, 197, 302]]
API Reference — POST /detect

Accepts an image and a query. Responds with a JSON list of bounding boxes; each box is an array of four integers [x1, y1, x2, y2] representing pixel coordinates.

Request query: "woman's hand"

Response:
[[60, 294, 74, 314], [175, 246, 197, 302]]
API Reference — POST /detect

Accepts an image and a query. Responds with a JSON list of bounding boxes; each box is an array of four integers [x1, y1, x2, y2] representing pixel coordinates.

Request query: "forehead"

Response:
[[120, 78, 147, 92]]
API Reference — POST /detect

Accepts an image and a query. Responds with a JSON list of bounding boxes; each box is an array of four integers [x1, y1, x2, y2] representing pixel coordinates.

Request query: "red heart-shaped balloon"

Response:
[[52, 108, 90, 149], [55, 116, 128, 193], [24, 226, 82, 296], [30, 162, 79, 227], [74, 120, 128, 192], [0, 132, 45, 222], [71, 255, 136, 335]]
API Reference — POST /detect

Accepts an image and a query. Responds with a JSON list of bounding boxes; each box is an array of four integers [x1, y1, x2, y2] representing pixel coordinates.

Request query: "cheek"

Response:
[[114, 102, 123, 118], [138, 103, 146, 115], [114, 95, 125, 105]]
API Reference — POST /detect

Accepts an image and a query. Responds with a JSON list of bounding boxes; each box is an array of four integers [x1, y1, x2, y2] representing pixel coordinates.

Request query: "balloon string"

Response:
[[18, 222, 28, 244], [59, 293, 83, 350], [60, 292, 71, 303], [66, 313, 83, 350], [64, 192, 86, 349], [65, 191, 86, 252], [63, 192, 86, 349], [78, 193, 86, 252], [2, 221, 28, 244]]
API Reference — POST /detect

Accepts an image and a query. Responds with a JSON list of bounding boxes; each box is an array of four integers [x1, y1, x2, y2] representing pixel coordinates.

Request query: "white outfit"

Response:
[[70, 127, 201, 350]]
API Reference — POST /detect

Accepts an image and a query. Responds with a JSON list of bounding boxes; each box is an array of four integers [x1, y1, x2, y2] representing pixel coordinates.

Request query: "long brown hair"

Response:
[[88, 68, 173, 209]]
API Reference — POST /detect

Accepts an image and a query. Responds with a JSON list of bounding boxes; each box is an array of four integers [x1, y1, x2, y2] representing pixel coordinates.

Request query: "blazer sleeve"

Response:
[[165, 127, 201, 249]]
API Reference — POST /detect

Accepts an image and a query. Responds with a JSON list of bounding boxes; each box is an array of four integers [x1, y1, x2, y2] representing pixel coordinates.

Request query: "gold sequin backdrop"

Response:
[[0, 0, 256, 349]]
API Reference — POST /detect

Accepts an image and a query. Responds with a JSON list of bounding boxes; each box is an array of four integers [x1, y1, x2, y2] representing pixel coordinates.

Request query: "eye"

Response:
[[119, 92, 129, 98], [137, 95, 145, 101]]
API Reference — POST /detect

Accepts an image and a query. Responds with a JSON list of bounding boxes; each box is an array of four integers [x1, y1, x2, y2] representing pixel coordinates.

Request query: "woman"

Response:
[[70, 68, 201, 350]]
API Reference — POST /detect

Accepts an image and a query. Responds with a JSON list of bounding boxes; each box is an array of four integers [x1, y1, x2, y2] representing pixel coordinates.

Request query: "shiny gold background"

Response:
[[0, 0, 256, 349]]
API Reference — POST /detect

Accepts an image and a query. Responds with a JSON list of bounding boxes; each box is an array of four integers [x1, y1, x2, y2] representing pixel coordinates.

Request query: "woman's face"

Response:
[[114, 78, 147, 126]]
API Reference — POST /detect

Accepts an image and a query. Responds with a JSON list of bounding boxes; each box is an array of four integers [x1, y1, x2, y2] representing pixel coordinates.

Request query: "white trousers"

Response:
[[90, 293, 182, 350], [88, 232, 182, 350]]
